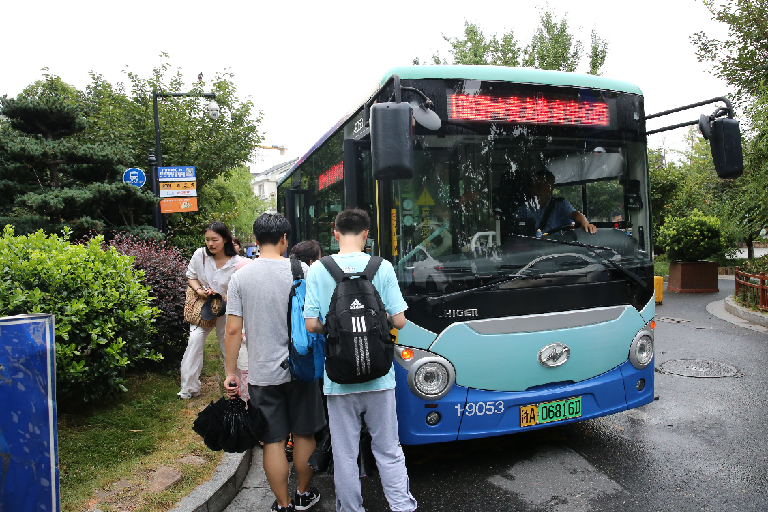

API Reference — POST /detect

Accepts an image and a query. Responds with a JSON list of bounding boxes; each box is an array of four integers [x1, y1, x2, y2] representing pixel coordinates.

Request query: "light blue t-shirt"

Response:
[[304, 252, 408, 395], [516, 197, 577, 233]]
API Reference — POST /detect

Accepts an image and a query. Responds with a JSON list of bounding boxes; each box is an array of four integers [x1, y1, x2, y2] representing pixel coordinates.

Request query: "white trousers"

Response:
[[178, 317, 227, 398], [327, 389, 417, 512]]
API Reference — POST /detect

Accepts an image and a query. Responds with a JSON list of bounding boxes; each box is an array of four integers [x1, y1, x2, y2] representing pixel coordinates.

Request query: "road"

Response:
[[228, 277, 768, 512]]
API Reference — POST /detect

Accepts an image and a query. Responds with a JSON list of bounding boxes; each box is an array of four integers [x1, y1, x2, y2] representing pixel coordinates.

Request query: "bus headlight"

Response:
[[629, 329, 654, 369], [414, 362, 449, 396], [400, 349, 456, 401]]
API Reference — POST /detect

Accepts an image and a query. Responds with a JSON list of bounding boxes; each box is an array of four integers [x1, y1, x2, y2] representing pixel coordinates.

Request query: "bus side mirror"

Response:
[[370, 102, 414, 180], [708, 117, 743, 179]]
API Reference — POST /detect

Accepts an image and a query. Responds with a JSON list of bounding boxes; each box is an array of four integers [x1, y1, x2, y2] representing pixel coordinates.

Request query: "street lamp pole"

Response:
[[151, 90, 217, 231]]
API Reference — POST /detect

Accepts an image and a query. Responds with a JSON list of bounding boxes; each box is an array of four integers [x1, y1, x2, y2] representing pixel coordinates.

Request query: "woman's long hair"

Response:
[[203, 221, 238, 257]]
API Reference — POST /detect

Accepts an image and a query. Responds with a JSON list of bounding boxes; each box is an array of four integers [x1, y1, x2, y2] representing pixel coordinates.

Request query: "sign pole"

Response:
[[148, 150, 163, 232]]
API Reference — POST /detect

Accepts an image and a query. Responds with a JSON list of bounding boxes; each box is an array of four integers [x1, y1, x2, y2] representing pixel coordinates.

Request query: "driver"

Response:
[[517, 170, 597, 234]]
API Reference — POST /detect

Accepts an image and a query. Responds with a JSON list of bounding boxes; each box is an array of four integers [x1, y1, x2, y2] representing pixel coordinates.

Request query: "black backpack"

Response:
[[320, 255, 395, 384]]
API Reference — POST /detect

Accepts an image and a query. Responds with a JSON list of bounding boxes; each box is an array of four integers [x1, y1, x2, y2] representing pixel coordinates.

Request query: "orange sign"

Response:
[[160, 197, 198, 213]]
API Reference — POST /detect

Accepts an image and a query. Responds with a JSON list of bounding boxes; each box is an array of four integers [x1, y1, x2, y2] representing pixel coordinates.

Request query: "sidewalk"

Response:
[[706, 276, 768, 333]]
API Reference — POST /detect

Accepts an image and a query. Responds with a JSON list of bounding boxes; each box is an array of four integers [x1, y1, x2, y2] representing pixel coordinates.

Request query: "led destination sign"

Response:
[[319, 162, 343, 190], [448, 94, 610, 126]]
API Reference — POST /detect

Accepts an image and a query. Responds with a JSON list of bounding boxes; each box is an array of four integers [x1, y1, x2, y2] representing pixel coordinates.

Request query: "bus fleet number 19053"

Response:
[[455, 401, 505, 416]]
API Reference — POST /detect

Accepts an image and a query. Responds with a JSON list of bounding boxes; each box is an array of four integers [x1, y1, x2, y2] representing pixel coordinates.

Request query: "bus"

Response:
[[277, 65, 741, 445]]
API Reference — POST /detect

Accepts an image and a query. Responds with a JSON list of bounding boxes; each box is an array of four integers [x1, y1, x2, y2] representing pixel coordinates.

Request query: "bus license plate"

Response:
[[520, 396, 582, 427]]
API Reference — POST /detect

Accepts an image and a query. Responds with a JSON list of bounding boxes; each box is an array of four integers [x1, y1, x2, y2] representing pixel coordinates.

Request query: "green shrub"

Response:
[[653, 253, 670, 277], [0, 215, 163, 241], [166, 232, 200, 261], [0, 226, 161, 402], [656, 209, 726, 262]]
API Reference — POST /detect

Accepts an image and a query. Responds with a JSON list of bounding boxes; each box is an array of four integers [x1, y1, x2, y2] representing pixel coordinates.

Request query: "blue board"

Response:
[[122, 168, 146, 188], [158, 166, 196, 181], [0, 314, 59, 512]]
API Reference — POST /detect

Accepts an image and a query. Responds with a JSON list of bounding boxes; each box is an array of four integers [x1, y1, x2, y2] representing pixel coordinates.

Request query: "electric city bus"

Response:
[[277, 66, 742, 445]]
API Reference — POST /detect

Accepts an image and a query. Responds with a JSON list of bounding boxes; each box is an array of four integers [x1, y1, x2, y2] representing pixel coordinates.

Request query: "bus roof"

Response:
[[279, 66, 643, 187], [380, 65, 643, 96]]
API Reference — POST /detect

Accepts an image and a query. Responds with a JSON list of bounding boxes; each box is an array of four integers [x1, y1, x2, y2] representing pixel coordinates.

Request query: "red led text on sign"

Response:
[[448, 95, 610, 126], [319, 162, 344, 190]]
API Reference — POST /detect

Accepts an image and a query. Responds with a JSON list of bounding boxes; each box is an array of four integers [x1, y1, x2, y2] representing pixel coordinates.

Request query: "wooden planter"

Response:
[[668, 261, 719, 293]]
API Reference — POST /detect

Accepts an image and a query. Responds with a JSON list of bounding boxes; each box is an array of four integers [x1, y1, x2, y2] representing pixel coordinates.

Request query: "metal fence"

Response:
[[734, 266, 768, 312]]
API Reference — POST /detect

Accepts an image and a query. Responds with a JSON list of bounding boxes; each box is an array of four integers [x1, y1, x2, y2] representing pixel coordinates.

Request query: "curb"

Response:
[[724, 295, 768, 329], [169, 449, 253, 512]]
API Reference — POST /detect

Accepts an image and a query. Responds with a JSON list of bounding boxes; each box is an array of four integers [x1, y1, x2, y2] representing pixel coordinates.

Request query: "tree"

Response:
[[648, 147, 683, 242], [692, 0, 768, 102], [0, 75, 157, 236], [433, 10, 608, 75], [171, 165, 271, 243], [691, 1, 768, 257], [1, 57, 265, 241], [86, 56, 264, 237], [521, 9, 582, 72], [715, 92, 768, 258], [442, 21, 522, 67]]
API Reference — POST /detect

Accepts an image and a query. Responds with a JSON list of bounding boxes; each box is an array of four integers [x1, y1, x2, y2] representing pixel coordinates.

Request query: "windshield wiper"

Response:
[[425, 273, 538, 306], [522, 235, 648, 289]]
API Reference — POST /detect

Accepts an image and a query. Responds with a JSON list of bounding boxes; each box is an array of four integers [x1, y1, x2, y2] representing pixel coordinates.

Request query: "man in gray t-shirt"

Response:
[[228, 257, 306, 386], [224, 213, 325, 512]]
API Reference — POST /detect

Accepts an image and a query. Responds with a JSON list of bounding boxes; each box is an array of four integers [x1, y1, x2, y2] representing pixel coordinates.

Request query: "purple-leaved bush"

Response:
[[108, 234, 189, 366]]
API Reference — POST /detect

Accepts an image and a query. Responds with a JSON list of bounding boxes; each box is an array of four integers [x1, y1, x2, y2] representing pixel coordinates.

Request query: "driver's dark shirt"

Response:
[[516, 198, 576, 232]]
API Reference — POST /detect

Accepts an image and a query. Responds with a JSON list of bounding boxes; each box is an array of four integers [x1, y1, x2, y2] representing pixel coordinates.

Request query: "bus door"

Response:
[[343, 138, 378, 255], [285, 188, 313, 248]]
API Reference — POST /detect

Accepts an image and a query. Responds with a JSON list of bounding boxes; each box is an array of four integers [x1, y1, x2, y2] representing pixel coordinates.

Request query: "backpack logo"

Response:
[[351, 316, 367, 333], [350, 299, 364, 310]]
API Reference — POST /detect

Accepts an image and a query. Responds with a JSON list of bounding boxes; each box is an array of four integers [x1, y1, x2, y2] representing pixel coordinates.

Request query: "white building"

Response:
[[250, 158, 298, 204]]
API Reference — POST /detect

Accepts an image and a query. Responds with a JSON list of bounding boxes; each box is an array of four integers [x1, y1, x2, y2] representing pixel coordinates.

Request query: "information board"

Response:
[[158, 166, 196, 181], [159, 181, 197, 198], [160, 197, 198, 213]]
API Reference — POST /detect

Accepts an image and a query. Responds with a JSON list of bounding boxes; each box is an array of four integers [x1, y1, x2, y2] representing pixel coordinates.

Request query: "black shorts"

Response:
[[249, 380, 326, 444]]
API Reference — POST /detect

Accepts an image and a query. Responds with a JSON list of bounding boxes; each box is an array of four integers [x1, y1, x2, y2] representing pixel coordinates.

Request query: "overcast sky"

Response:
[[2, 0, 731, 173]]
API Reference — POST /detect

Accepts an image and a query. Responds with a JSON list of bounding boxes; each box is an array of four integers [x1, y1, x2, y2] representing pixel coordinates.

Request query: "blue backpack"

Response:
[[284, 256, 325, 382]]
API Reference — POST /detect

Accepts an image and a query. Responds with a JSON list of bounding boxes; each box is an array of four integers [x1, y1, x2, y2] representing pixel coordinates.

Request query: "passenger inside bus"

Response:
[[515, 169, 597, 235]]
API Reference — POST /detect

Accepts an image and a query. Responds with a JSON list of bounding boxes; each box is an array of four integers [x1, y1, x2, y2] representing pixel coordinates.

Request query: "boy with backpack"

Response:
[[304, 208, 417, 512], [224, 212, 326, 512]]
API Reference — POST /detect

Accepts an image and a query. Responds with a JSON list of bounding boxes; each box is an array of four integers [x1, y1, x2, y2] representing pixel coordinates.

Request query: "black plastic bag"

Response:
[[193, 397, 268, 453], [307, 419, 377, 478], [309, 426, 333, 474], [192, 397, 229, 451], [358, 415, 377, 478], [219, 397, 268, 453]]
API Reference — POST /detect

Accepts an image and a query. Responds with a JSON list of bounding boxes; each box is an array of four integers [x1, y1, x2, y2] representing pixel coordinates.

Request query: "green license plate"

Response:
[[520, 396, 582, 427]]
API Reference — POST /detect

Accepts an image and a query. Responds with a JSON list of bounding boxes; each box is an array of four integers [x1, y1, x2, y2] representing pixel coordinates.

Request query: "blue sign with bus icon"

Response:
[[122, 168, 146, 188]]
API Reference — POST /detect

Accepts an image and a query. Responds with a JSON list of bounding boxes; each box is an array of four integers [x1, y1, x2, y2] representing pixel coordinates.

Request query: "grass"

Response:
[[58, 334, 227, 512]]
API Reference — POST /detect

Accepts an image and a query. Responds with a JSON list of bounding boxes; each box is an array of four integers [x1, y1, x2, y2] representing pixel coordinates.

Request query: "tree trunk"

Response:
[[747, 237, 755, 259]]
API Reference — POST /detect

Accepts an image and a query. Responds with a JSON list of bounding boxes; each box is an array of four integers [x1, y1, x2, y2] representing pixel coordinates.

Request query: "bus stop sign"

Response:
[[123, 168, 147, 188]]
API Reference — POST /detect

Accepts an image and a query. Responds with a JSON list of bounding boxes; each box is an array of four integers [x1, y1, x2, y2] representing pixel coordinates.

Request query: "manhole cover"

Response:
[[657, 359, 739, 378], [657, 317, 691, 324]]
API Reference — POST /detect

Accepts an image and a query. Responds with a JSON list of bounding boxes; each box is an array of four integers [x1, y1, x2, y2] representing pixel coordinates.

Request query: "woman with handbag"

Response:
[[178, 221, 242, 399]]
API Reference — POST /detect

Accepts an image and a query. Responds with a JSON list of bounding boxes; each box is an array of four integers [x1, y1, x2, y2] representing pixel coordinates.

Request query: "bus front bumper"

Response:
[[394, 357, 654, 445]]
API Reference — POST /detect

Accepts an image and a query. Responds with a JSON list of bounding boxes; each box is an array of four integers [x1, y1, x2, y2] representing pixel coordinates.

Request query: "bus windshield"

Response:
[[393, 129, 651, 296]]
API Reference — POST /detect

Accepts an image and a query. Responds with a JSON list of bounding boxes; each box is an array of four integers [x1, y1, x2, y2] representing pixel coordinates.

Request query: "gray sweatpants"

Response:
[[327, 389, 417, 512]]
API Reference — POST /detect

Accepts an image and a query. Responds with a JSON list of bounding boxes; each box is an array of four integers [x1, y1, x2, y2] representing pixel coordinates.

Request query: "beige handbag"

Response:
[[184, 286, 219, 328], [184, 251, 219, 328]]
